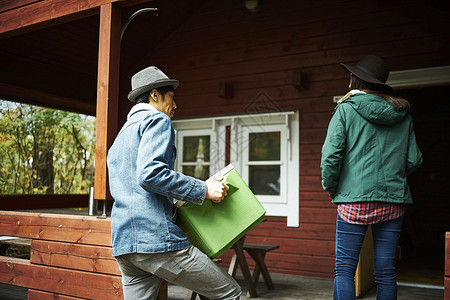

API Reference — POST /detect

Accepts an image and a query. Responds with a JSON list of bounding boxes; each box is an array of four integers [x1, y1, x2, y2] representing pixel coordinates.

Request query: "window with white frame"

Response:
[[177, 130, 212, 181], [172, 111, 299, 227], [240, 126, 287, 204]]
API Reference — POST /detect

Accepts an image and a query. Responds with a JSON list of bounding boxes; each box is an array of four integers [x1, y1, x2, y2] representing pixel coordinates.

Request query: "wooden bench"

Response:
[[243, 243, 279, 290]]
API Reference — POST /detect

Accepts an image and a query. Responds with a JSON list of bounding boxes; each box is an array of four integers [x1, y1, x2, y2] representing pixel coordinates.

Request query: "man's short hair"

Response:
[[135, 91, 150, 104], [134, 85, 175, 105]]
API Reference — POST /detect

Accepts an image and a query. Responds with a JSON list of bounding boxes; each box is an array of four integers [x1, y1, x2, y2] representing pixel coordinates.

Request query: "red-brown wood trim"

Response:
[[28, 289, 84, 300], [0, 257, 122, 299], [0, 0, 124, 38], [446, 277, 450, 300], [0, 210, 111, 246], [31, 240, 120, 275], [446, 232, 450, 275], [94, 3, 121, 201], [0, 83, 96, 116], [225, 125, 231, 165], [29, 287, 169, 300], [0, 0, 39, 14]]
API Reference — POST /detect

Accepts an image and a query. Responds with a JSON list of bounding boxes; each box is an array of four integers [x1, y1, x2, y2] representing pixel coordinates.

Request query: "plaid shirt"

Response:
[[338, 202, 406, 225]]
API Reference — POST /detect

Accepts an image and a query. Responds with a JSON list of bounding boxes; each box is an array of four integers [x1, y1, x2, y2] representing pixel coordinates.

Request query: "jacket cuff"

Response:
[[186, 178, 207, 205]]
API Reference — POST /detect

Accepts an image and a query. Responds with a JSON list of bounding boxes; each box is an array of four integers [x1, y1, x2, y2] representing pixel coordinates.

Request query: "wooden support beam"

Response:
[[0, 1, 38, 14], [0, 0, 124, 38], [0, 0, 151, 14], [94, 3, 121, 201], [0, 83, 96, 116]]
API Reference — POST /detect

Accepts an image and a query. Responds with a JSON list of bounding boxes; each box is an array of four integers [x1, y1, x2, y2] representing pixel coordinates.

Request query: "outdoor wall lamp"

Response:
[[292, 70, 308, 92], [245, 0, 263, 12], [120, 8, 159, 41], [218, 81, 234, 100]]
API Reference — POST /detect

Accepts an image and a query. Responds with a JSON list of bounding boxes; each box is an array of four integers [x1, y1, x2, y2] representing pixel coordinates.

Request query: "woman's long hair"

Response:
[[350, 74, 410, 112]]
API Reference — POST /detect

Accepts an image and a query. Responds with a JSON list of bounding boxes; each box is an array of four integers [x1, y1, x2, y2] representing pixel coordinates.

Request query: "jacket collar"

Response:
[[337, 89, 366, 104], [127, 103, 159, 120]]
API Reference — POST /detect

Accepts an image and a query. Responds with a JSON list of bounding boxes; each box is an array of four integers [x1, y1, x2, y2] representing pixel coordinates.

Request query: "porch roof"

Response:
[[0, 0, 208, 115]]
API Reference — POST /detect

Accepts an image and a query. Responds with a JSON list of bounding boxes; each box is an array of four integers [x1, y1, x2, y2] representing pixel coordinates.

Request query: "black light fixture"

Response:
[[218, 81, 234, 100], [245, 0, 263, 12], [120, 8, 159, 41], [292, 70, 308, 92]]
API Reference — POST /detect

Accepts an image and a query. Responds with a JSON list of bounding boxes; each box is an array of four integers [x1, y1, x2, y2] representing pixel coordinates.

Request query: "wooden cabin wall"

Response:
[[122, 0, 450, 277]]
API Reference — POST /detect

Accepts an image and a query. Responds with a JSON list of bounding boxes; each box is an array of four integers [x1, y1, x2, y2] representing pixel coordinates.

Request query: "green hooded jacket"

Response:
[[321, 91, 423, 204]]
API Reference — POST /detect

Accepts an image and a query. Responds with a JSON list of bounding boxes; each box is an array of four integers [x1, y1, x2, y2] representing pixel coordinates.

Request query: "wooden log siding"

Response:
[[0, 211, 123, 299], [135, 0, 450, 278]]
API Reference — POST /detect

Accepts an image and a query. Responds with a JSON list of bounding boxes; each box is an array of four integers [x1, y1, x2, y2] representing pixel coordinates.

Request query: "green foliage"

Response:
[[0, 100, 96, 194]]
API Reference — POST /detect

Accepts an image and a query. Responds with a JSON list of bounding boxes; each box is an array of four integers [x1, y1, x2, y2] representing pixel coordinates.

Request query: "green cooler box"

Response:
[[175, 165, 266, 258]]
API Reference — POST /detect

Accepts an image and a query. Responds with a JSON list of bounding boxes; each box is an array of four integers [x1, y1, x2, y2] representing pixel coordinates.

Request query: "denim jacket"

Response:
[[107, 104, 206, 257]]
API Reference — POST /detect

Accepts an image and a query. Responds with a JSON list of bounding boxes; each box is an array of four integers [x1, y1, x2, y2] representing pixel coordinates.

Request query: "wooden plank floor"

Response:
[[0, 273, 444, 300], [169, 272, 444, 300]]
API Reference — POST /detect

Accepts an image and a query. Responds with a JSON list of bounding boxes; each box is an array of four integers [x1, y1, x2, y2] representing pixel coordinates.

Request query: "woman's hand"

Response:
[[205, 180, 229, 203]]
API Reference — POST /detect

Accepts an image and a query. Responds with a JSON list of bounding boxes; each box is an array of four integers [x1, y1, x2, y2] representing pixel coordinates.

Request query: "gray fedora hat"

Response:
[[340, 55, 391, 88], [128, 66, 179, 102]]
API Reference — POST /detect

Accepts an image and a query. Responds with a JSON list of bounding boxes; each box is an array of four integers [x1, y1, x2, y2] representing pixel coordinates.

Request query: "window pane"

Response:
[[249, 132, 280, 161], [183, 165, 210, 181], [183, 136, 210, 162], [248, 165, 280, 195]]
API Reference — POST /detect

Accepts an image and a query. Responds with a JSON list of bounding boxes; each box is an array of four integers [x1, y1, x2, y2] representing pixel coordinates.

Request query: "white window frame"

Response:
[[240, 125, 287, 204], [176, 129, 215, 180], [173, 111, 299, 227]]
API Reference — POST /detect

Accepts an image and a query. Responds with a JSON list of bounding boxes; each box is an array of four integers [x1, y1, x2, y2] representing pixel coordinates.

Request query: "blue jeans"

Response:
[[115, 246, 241, 300], [334, 214, 403, 300]]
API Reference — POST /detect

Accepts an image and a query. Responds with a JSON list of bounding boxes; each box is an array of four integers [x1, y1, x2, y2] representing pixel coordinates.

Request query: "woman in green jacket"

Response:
[[321, 55, 423, 300]]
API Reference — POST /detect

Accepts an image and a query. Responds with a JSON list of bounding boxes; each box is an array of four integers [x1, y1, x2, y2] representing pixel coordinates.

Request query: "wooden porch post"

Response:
[[94, 3, 121, 201], [92, 6, 169, 300]]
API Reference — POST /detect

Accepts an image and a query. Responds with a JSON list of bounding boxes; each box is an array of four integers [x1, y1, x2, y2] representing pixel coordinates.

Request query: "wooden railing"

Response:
[[0, 210, 121, 299], [0, 210, 167, 299]]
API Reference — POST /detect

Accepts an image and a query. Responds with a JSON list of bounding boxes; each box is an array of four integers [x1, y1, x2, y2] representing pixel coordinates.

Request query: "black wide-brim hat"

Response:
[[128, 66, 179, 102], [340, 55, 392, 89]]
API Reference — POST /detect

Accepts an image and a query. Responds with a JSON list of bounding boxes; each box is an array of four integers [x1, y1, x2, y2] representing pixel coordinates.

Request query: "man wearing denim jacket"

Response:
[[107, 66, 241, 300]]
